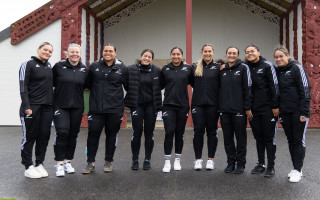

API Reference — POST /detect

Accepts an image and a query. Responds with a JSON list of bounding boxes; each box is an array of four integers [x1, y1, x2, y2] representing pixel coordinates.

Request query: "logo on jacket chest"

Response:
[[285, 71, 291, 75], [181, 67, 188, 71], [234, 71, 240, 75], [257, 69, 263, 74], [115, 69, 122, 74]]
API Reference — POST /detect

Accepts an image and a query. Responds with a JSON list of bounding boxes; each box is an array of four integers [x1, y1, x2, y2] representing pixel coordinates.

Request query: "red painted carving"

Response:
[[11, 0, 88, 45], [286, 16, 290, 50], [86, 11, 91, 67], [280, 18, 283, 45], [94, 20, 98, 61], [60, 6, 83, 60], [293, 7, 298, 60], [304, 0, 320, 127]]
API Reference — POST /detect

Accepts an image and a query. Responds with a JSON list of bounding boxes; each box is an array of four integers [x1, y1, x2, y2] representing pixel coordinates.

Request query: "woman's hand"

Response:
[[220, 64, 226, 70], [246, 110, 253, 120], [272, 108, 279, 117], [24, 109, 32, 115], [300, 116, 307, 122]]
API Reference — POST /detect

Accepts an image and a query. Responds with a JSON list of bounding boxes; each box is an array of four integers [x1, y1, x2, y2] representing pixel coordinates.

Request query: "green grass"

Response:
[[0, 198, 16, 200]]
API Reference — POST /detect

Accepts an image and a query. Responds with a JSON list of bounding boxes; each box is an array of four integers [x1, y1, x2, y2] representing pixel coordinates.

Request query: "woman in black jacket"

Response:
[[274, 46, 310, 183], [219, 46, 252, 174], [161, 47, 193, 173], [52, 44, 89, 177], [19, 42, 54, 179], [245, 45, 279, 177], [82, 44, 128, 174], [192, 44, 220, 171], [124, 49, 162, 170]]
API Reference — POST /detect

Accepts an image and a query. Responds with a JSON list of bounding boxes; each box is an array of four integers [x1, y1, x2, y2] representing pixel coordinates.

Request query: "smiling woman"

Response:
[[52, 43, 89, 177], [19, 42, 54, 179], [219, 46, 252, 174], [160, 47, 194, 173]]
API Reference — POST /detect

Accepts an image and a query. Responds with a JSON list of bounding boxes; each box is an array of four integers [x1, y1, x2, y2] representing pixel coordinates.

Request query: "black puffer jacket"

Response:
[[276, 60, 310, 117], [191, 60, 221, 106], [87, 58, 128, 114], [124, 63, 162, 111], [247, 56, 279, 113], [219, 59, 252, 113]]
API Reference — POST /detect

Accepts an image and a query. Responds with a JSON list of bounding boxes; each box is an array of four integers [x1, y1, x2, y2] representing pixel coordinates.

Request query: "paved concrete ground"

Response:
[[0, 127, 319, 200]]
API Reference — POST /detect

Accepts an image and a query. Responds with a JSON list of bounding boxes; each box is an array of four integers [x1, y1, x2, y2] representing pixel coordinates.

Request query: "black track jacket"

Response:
[[276, 60, 310, 117], [160, 62, 193, 109], [191, 60, 221, 106], [87, 58, 128, 114], [247, 56, 279, 114], [219, 59, 252, 113], [19, 56, 53, 114], [124, 63, 162, 111], [52, 59, 89, 108]]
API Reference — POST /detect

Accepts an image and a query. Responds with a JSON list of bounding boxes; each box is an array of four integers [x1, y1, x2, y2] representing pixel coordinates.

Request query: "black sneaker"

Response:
[[264, 167, 275, 178], [131, 160, 139, 170], [234, 165, 245, 174], [224, 163, 235, 173], [251, 164, 266, 174], [143, 160, 151, 170]]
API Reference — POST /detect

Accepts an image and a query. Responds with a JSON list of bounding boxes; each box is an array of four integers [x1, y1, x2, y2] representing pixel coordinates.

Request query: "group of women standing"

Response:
[[19, 42, 310, 183]]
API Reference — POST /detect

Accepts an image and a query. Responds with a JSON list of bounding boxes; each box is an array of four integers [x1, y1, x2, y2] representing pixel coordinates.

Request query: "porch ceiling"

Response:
[[84, 0, 295, 22]]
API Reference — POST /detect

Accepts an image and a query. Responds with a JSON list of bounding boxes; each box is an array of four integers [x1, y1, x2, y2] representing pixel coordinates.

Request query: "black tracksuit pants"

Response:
[[86, 112, 123, 163], [130, 102, 157, 161], [280, 112, 309, 171], [249, 110, 277, 167], [53, 107, 84, 161], [162, 108, 189, 155], [220, 112, 247, 166], [192, 105, 219, 159], [20, 104, 53, 168]]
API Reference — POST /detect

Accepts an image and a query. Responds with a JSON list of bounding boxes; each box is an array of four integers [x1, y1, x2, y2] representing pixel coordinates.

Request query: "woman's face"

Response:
[[245, 47, 260, 63], [67, 46, 81, 64], [103, 45, 117, 62], [274, 50, 289, 67], [226, 47, 239, 64], [171, 49, 183, 65], [37, 45, 53, 62], [202, 46, 214, 63], [140, 52, 153, 65]]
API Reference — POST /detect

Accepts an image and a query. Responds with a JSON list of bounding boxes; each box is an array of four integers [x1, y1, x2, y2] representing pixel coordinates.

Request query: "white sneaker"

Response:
[[206, 160, 214, 170], [162, 160, 171, 173], [174, 158, 181, 171], [55, 164, 65, 177], [64, 162, 75, 174], [288, 169, 303, 178], [288, 169, 294, 178], [24, 165, 42, 179], [194, 159, 203, 170], [289, 170, 302, 183], [35, 164, 48, 177]]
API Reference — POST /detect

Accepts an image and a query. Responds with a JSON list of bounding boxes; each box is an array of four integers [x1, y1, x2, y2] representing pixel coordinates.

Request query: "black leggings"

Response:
[[162, 108, 189, 155], [280, 112, 309, 171], [86, 112, 123, 163], [220, 112, 247, 166], [53, 107, 84, 161], [20, 104, 53, 168], [192, 105, 219, 159], [130, 103, 157, 161], [249, 110, 277, 167]]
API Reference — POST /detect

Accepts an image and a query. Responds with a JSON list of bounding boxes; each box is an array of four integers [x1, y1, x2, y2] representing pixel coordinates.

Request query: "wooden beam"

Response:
[[90, 0, 119, 13], [186, 0, 193, 127], [99, 0, 138, 21]]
